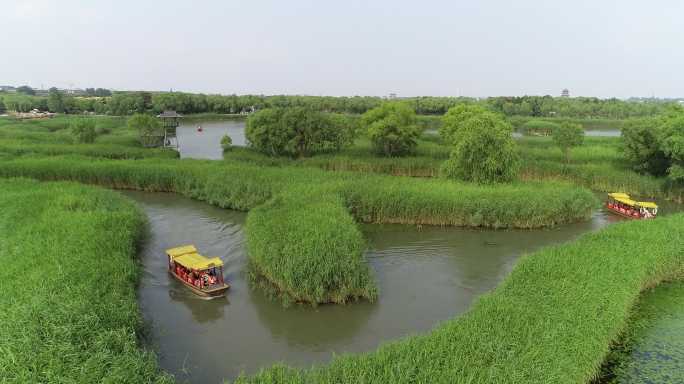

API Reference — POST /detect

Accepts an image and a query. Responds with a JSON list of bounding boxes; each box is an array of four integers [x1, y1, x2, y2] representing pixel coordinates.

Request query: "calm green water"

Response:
[[128, 191, 622, 383], [606, 281, 684, 384]]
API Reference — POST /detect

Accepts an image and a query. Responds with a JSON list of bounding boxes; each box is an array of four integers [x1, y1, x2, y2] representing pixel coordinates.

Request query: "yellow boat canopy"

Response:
[[166, 245, 197, 258], [174, 253, 223, 270], [166, 245, 223, 270], [608, 193, 631, 200], [608, 193, 658, 209]]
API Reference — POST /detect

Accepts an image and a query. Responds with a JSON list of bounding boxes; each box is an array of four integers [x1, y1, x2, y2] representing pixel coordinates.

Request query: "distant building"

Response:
[[561, 89, 570, 97], [0, 85, 17, 93], [388, 93, 397, 99]]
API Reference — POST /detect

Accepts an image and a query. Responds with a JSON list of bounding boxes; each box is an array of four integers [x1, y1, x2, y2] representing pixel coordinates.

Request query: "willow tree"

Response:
[[441, 113, 519, 183]]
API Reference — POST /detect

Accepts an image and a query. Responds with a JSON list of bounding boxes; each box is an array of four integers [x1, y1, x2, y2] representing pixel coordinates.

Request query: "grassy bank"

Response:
[[0, 178, 171, 383], [0, 156, 597, 229], [0, 140, 178, 159], [0, 115, 177, 159], [235, 213, 684, 383], [598, 281, 684, 383]]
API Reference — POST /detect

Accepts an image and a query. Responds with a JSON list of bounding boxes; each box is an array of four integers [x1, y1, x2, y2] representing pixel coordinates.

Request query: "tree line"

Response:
[[0, 90, 676, 119]]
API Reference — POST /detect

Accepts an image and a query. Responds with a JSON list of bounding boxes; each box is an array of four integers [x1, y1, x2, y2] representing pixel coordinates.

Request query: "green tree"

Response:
[[361, 103, 420, 156], [0, 99, 6, 114], [659, 113, 684, 184], [69, 119, 97, 143], [246, 107, 353, 157], [439, 104, 493, 144], [440, 114, 519, 183], [220, 134, 233, 151], [16, 85, 35, 95], [552, 122, 585, 164], [622, 118, 669, 176], [128, 113, 163, 146], [47, 87, 65, 113]]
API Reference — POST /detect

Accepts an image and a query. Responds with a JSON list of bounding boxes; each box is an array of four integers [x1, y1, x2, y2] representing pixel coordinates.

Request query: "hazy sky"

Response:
[[1, 0, 682, 98]]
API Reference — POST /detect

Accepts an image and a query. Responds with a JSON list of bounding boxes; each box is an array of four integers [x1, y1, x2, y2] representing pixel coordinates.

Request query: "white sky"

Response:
[[1, 0, 683, 98]]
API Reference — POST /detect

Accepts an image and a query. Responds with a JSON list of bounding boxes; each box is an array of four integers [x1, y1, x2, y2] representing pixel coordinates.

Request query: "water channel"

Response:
[[140, 119, 672, 383], [129, 190, 626, 383]]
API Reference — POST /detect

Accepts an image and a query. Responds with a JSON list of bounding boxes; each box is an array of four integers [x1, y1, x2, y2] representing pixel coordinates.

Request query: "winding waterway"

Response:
[[128, 191, 626, 383]]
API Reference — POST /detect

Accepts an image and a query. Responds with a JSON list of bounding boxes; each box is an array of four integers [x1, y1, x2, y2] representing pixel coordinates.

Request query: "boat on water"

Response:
[[606, 193, 658, 219], [166, 245, 229, 298]]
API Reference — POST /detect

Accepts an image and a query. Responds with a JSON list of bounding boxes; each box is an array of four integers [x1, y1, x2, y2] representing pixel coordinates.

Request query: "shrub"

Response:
[[441, 114, 519, 183], [552, 122, 585, 164], [69, 119, 97, 143], [361, 103, 420, 156], [221, 134, 233, 151], [246, 107, 353, 157]]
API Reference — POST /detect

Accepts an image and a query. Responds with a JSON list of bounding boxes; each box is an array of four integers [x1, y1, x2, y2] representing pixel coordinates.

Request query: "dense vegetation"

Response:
[[621, 106, 684, 189], [440, 105, 519, 183], [361, 103, 420, 156], [1, 89, 676, 118], [246, 107, 354, 157], [235, 213, 684, 383], [0, 178, 171, 383]]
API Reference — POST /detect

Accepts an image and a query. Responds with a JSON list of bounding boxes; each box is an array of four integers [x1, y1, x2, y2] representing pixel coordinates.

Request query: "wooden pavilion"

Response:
[[156, 110, 183, 148]]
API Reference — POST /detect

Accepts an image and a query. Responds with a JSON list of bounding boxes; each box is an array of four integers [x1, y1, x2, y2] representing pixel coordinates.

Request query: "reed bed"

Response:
[[521, 161, 666, 199], [246, 186, 377, 305], [0, 156, 597, 229], [0, 178, 171, 383], [235, 213, 684, 384]]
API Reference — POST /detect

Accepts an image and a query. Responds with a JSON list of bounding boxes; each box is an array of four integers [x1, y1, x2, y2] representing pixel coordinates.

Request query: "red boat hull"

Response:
[[605, 203, 653, 219], [169, 270, 230, 298]]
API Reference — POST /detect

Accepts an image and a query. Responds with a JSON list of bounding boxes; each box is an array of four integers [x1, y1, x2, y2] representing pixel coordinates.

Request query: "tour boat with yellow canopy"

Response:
[[606, 193, 658, 219], [166, 245, 230, 298]]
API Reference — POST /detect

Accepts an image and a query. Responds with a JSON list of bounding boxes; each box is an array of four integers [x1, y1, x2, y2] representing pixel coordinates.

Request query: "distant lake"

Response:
[[177, 120, 247, 160]]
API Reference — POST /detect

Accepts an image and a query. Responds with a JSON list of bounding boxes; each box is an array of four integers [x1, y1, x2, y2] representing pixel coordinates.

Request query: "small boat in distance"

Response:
[[606, 193, 658, 219], [166, 245, 229, 298], [197, 125, 203, 132]]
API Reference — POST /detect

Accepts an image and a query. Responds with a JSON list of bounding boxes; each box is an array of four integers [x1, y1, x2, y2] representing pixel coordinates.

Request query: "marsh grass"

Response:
[[0, 178, 172, 383]]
